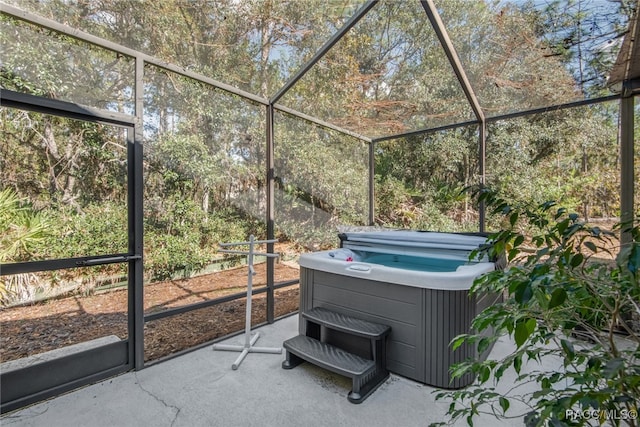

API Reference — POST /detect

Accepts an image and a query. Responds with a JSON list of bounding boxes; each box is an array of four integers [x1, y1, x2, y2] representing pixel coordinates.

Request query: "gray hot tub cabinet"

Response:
[[299, 267, 500, 389]]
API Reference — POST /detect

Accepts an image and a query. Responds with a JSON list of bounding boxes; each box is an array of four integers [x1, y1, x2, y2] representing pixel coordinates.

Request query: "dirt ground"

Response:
[[0, 262, 300, 364]]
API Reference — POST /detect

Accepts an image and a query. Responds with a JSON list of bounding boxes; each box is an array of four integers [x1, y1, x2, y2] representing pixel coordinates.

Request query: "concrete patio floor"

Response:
[[1, 314, 535, 427]]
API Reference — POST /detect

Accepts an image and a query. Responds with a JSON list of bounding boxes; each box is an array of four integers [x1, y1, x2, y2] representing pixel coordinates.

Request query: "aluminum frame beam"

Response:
[[420, 0, 485, 123], [371, 120, 479, 143], [270, 0, 378, 104], [0, 89, 136, 127], [266, 104, 276, 323], [371, 94, 621, 143], [620, 95, 636, 247], [274, 103, 372, 143], [132, 56, 145, 370]]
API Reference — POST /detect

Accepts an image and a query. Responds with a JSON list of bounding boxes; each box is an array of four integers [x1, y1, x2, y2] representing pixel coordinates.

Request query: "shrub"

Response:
[[144, 199, 264, 281], [0, 188, 51, 304], [433, 189, 639, 427]]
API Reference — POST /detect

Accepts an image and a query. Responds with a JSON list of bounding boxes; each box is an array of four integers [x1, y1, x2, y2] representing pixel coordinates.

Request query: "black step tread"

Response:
[[283, 335, 375, 377], [303, 307, 390, 339]]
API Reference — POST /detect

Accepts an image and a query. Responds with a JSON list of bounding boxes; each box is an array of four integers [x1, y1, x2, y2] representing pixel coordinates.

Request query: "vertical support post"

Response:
[[369, 141, 376, 225], [131, 55, 145, 370], [244, 235, 255, 348], [479, 121, 487, 233], [266, 104, 276, 323], [620, 95, 635, 248]]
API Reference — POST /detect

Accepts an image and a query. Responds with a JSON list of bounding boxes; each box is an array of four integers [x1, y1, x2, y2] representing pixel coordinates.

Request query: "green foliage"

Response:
[[39, 203, 128, 260], [144, 196, 261, 281], [27, 197, 261, 284], [2, 1, 637, 304], [144, 229, 209, 281], [433, 188, 640, 427], [1, 14, 134, 109], [374, 175, 470, 232], [274, 114, 369, 248], [0, 189, 51, 304], [0, 189, 50, 263], [374, 131, 480, 232], [486, 106, 621, 224]]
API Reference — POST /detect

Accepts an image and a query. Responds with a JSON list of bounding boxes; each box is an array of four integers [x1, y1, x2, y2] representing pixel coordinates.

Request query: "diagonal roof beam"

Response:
[[420, 0, 484, 122], [270, 0, 379, 104], [607, 3, 640, 96]]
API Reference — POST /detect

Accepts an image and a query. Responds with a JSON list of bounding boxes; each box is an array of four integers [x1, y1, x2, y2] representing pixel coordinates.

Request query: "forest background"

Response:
[[1, 0, 639, 306]]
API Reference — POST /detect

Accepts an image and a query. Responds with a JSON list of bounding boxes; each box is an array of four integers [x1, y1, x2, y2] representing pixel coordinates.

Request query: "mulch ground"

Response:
[[0, 262, 300, 363], [2, 224, 624, 365]]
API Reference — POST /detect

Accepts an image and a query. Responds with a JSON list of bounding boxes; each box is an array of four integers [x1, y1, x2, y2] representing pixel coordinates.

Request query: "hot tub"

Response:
[[297, 230, 501, 388]]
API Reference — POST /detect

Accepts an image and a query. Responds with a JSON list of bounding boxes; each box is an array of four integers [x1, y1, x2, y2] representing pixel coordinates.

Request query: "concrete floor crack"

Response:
[[134, 373, 181, 426], [1, 407, 49, 424]]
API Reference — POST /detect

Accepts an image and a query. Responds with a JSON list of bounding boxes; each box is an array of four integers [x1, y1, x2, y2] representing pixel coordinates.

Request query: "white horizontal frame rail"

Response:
[[212, 235, 282, 370]]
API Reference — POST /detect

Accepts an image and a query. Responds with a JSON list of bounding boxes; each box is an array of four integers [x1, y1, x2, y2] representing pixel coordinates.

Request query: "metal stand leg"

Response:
[[212, 235, 282, 370]]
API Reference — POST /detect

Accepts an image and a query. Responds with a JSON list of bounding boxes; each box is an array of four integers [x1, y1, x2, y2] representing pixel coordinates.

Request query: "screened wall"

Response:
[[1, 0, 638, 413]]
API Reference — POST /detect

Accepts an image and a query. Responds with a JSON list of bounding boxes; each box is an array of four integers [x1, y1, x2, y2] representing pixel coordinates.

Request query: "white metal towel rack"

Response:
[[212, 235, 282, 369]]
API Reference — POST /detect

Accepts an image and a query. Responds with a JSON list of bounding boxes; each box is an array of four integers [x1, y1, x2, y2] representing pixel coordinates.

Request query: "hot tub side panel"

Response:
[[423, 289, 475, 388], [475, 291, 503, 361], [300, 267, 426, 383], [423, 289, 503, 388]]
